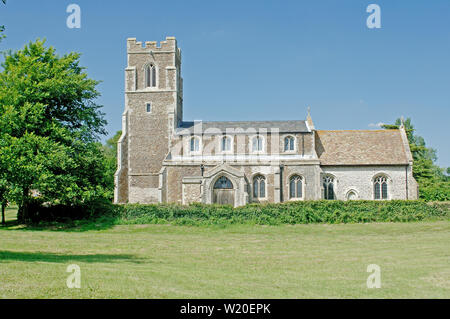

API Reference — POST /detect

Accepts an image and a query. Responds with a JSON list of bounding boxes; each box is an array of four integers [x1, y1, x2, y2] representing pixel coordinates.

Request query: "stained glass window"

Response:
[[289, 175, 303, 199], [323, 175, 335, 200], [214, 176, 233, 189], [374, 176, 388, 200], [253, 175, 266, 198]]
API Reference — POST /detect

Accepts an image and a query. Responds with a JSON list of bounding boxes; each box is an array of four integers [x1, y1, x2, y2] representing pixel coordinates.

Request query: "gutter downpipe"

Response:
[[280, 164, 284, 202], [405, 165, 409, 200]]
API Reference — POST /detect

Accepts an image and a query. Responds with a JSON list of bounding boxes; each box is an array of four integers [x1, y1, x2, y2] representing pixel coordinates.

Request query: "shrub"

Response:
[[20, 200, 449, 226], [419, 181, 450, 201], [115, 200, 449, 226], [19, 198, 117, 224]]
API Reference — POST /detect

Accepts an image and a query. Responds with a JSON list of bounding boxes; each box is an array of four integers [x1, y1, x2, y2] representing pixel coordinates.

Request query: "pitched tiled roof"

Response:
[[175, 120, 310, 135], [316, 130, 410, 165]]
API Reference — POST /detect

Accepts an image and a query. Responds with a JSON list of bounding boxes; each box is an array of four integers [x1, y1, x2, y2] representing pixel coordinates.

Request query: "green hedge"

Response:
[[115, 200, 449, 226]]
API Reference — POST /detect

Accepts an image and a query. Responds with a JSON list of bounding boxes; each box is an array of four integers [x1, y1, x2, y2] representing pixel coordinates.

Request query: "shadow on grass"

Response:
[[0, 203, 123, 232], [0, 216, 119, 232], [0, 250, 146, 264]]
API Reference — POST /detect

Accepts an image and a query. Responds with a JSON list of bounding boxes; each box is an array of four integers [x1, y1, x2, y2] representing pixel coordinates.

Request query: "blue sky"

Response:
[[1, 0, 449, 167]]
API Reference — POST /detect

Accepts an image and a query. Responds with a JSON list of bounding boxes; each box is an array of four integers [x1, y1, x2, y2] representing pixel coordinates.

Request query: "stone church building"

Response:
[[115, 37, 418, 206]]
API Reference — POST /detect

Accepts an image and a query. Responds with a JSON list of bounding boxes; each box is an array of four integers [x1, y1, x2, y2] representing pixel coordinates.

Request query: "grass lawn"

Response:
[[0, 208, 448, 298]]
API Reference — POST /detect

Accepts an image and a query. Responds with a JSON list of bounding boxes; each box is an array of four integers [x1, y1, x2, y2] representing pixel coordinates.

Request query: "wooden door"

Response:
[[214, 189, 234, 205], [213, 176, 234, 205]]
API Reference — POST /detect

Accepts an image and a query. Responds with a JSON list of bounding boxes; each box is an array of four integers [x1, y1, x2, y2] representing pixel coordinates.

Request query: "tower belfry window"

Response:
[[145, 64, 156, 87]]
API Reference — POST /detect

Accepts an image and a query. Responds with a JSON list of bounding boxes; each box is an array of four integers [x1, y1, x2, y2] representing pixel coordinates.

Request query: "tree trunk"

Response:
[[17, 187, 30, 224], [17, 203, 24, 223], [1, 202, 5, 225]]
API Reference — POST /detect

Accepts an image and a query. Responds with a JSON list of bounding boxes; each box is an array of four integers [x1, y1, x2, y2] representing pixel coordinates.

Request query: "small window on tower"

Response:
[[146, 103, 151, 113]]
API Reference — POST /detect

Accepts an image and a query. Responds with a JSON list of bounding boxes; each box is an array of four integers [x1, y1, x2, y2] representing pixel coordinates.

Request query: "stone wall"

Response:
[[182, 177, 203, 205], [171, 132, 315, 158], [163, 162, 322, 205], [320, 165, 418, 200], [114, 110, 129, 203], [116, 37, 182, 204], [162, 163, 416, 205], [283, 164, 322, 200], [165, 165, 202, 204]]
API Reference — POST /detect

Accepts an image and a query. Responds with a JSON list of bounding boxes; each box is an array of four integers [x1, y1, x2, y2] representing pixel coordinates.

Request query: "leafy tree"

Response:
[[0, 0, 10, 223], [0, 129, 8, 224], [382, 117, 449, 201], [103, 130, 122, 161], [0, 39, 110, 222], [0, 0, 6, 42], [101, 130, 122, 193], [0, 178, 8, 225]]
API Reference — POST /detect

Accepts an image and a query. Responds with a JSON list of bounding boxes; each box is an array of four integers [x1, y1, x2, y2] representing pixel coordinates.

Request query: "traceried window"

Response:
[[190, 136, 200, 152], [145, 64, 156, 87], [214, 176, 233, 189], [221, 136, 232, 152], [374, 176, 388, 200], [323, 175, 335, 200], [252, 136, 264, 152], [284, 136, 295, 151], [289, 175, 303, 199], [253, 175, 266, 199]]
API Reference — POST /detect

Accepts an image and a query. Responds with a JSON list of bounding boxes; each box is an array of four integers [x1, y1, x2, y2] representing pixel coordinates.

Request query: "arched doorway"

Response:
[[213, 176, 234, 205]]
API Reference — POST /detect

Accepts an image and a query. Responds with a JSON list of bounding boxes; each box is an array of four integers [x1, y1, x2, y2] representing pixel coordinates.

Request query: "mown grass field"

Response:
[[0, 207, 449, 298]]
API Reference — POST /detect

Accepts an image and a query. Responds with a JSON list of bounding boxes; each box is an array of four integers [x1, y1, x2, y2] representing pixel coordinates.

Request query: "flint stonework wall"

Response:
[[320, 165, 417, 200]]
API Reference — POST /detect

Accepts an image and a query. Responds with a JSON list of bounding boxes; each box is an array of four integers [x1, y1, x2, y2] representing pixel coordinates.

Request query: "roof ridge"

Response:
[[317, 129, 400, 132], [185, 120, 306, 123]]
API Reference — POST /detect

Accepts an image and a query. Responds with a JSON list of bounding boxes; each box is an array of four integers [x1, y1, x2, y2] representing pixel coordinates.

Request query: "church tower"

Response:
[[115, 37, 183, 203]]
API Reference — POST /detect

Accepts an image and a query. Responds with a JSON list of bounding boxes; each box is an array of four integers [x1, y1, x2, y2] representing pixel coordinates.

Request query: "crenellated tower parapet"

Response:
[[115, 36, 183, 204]]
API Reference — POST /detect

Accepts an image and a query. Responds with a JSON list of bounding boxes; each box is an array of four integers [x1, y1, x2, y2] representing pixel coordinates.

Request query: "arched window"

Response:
[[374, 176, 388, 200], [190, 136, 200, 152], [214, 176, 233, 189], [289, 175, 303, 199], [252, 136, 264, 152], [221, 136, 232, 152], [284, 136, 295, 151], [253, 175, 266, 199], [347, 191, 358, 200], [323, 175, 335, 200], [145, 64, 156, 87]]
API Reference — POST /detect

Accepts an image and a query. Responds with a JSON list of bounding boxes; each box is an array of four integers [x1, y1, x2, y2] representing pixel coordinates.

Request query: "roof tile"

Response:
[[316, 130, 409, 165]]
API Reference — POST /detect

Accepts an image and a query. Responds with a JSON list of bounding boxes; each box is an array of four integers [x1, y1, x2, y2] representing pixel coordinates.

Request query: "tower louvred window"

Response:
[[145, 64, 156, 87]]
